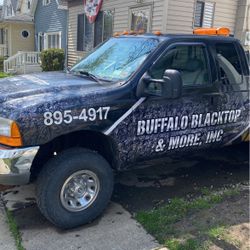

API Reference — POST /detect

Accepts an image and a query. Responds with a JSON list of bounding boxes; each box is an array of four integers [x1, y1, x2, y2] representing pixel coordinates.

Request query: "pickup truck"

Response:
[[0, 28, 249, 229]]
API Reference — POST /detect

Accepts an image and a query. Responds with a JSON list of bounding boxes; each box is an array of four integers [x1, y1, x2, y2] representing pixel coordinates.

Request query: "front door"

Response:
[[131, 42, 234, 163]]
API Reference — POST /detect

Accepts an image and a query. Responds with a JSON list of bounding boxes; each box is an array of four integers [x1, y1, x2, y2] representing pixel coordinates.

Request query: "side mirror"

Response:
[[137, 69, 183, 99]]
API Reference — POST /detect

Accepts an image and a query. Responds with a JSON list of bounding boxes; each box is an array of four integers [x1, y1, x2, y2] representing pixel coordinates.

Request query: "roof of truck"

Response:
[[119, 33, 239, 43]]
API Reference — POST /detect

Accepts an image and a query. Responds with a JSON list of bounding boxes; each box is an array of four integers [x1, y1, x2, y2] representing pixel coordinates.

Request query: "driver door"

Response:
[[131, 42, 218, 163]]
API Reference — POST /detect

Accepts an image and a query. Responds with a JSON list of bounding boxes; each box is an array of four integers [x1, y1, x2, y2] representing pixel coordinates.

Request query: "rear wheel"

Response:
[[36, 147, 113, 229]]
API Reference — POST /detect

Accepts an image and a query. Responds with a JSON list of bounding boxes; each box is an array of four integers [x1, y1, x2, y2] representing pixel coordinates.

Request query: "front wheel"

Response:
[[36, 148, 114, 229]]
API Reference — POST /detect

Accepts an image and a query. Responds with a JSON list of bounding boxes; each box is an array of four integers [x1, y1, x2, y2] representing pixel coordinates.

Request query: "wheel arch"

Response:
[[30, 130, 120, 181]]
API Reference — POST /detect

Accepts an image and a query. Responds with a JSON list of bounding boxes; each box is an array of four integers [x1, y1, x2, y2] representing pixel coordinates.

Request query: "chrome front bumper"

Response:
[[0, 146, 39, 185]]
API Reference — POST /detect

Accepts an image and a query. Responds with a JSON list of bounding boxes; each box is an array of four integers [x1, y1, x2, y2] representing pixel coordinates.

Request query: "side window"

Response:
[[215, 43, 243, 84], [150, 45, 210, 86]]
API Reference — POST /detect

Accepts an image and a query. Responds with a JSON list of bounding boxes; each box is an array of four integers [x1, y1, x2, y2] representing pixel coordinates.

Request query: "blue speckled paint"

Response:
[[0, 35, 249, 171]]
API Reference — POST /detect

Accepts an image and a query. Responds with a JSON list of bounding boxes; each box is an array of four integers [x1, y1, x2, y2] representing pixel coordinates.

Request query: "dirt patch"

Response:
[[113, 143, 249, 212], [172, 188, 249, 249]]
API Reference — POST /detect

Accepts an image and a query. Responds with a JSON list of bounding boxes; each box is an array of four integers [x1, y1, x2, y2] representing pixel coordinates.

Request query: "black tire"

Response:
[[36, 147, 114, 229]]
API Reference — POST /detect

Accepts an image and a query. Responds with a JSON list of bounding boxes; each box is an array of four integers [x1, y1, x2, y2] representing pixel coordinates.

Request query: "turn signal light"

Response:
[[0, 122, 22, 147], [193, 27, 230, 36]]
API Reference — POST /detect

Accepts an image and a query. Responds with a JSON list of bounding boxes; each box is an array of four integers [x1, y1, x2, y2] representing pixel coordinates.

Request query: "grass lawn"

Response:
[[136, 186, 249, 250], [0, 72, 11, 78]]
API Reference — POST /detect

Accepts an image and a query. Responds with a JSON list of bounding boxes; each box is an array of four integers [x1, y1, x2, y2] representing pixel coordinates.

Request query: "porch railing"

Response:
[[4, 51, 41, 74]]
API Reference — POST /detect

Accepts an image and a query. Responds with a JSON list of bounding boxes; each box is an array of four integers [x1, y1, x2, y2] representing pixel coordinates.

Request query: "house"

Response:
[[0, 0, 38, 57], [34, 0, 68, 55], [0, 0, 43, 74], [66, 0, 249, 67], [3, 0, 68, 73]]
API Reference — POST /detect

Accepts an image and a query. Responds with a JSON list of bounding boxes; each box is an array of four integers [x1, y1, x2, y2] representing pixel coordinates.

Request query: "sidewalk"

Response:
[[2, 185, 160, 250]]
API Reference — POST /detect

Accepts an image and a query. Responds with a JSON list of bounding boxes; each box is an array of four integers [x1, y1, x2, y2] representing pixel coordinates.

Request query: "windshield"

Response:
[[71, 37, 159, 82]]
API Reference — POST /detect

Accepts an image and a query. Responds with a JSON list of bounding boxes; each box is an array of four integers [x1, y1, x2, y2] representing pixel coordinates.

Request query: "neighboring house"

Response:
[[0, 0, 37, 57], [66, 0, 249, 66], [34, 0, 68, 54]]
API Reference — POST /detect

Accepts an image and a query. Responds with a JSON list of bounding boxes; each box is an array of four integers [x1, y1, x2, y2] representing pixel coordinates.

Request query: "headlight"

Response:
[[0, 117, 22, 147]]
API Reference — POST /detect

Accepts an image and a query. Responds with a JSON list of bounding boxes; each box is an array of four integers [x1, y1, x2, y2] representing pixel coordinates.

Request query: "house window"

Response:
[[21, 30, 30, 39], [130, 6, 152, 32], [194, 1, 215, 28], [28, 0, 31, 9], [77, 10, 114, 52], [0, 29, 4, 44], [44, 32, 62, 49], [43, 0, 51, 6]]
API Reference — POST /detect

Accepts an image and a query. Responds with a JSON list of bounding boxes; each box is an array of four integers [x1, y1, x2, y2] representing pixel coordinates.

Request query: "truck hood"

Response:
[[0, 72, 105, 101], [0, 72, 115, 120]]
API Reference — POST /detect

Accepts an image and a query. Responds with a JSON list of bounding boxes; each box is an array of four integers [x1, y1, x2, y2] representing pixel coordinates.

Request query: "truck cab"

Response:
[[0, 28, 249, 229]]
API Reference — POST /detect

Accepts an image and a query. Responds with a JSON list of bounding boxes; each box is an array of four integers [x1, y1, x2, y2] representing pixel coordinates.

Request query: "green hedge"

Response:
[[40, 49, 65, 71], [0, 56, 5, 72]]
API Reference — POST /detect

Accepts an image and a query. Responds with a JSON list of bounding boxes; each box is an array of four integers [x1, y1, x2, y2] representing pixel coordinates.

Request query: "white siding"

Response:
[[234, 0, 249, 48], [68, 0, 166, 66], [213, 0, 238, 33], [166, 0, 196, 33], [102, 0, 165, 32], [68, 0, 242, 65], [68, 4, 85, 66], [165, 0, 238, 34]]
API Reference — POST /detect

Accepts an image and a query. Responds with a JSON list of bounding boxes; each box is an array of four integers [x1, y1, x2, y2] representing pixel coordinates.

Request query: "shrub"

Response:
[[0, 56, 5, 72], [40, 49, 65, 71]]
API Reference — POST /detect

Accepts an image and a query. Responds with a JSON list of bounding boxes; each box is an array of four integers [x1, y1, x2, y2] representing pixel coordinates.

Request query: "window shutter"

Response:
[[194, 1, 204, 27], [0, 29, 4, 44], [83, 15, 94, 51], [202, 2, 215, 28], [77, 14, 84, 51]]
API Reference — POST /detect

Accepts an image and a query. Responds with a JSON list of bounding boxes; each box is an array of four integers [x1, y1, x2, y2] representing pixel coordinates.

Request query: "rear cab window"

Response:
[[215, 43, 243, 85]]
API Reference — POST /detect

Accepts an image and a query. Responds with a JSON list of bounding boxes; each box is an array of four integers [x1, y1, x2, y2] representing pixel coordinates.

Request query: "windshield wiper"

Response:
[[78, 71, 102, 83]]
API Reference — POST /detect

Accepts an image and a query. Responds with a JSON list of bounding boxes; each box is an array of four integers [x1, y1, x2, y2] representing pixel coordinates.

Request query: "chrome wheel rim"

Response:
[[60, 170, 100, 212]]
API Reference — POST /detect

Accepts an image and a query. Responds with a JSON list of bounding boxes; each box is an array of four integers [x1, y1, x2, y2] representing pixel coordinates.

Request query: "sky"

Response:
[[0, 0, 3, 5]]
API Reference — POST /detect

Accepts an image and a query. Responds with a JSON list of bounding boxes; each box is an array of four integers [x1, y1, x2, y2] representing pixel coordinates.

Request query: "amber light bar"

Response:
[[193, 27, 230, 36], [113, 29, 163, 37]]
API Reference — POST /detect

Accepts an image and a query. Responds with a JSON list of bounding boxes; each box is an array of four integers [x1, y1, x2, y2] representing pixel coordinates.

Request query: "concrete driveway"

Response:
[[1, 184, 160, 250]]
